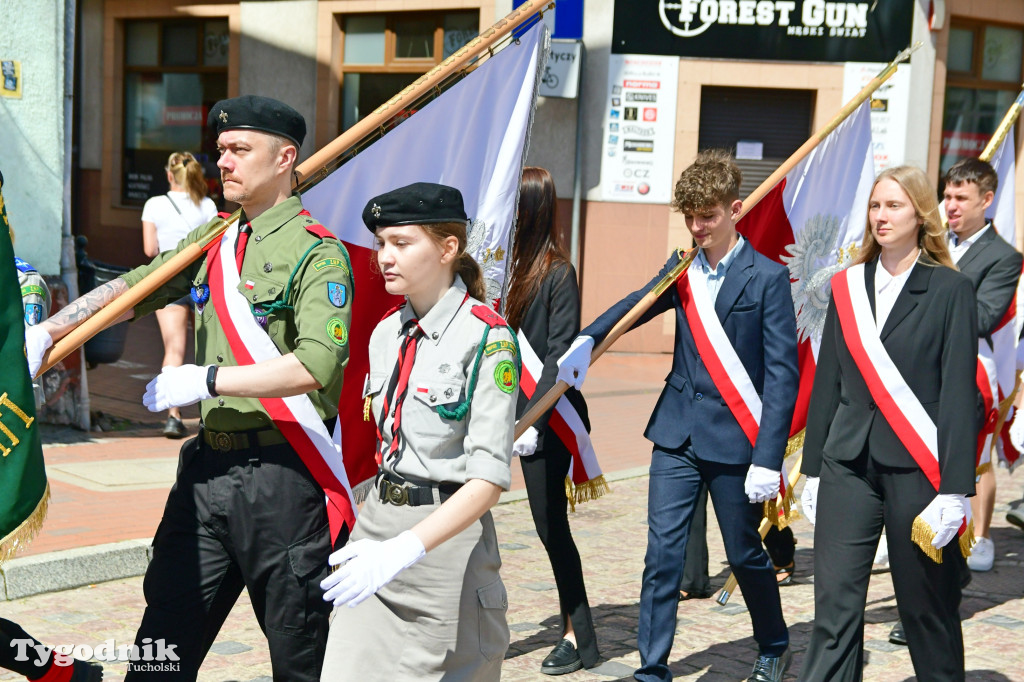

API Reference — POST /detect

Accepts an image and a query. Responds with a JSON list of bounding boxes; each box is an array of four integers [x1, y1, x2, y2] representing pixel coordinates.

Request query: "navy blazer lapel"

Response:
[[879, 260, 932, 342], [714, 242, 755, 322], [954, 226, 995, 272]]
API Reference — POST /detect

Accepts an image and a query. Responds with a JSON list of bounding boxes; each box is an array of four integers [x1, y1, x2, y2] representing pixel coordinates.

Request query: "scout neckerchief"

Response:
[[206, 222, 356, 544], [831, 263, 973, 562], [516, 331, 609, 510], [377, 318, 422, 467]]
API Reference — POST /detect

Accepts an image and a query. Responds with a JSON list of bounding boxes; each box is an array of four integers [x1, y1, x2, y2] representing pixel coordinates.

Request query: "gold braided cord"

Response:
[[0, 482, 50, 566]]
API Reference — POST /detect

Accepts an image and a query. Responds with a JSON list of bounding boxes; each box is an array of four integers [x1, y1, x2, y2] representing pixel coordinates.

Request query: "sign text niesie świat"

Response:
[[613, 1, 914, 63]]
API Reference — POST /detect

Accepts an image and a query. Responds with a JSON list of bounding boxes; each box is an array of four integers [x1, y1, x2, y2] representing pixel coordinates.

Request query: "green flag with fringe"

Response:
[[0, 173, 49, 564]]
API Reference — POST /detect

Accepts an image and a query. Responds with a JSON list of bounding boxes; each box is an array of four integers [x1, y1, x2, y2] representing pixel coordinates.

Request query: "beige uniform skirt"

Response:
[[320, 491, 509, 681]]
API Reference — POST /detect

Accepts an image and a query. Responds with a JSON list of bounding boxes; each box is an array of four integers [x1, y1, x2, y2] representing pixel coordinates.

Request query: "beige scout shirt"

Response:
[[120, 195, 353, 432], [368, 277, 518, 490]]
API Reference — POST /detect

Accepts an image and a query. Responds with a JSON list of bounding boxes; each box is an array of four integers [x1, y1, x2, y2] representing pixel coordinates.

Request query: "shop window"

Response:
[[122, 19, 229, 207], [941, 20, 1024, 175], [339, 11, 478, 132]]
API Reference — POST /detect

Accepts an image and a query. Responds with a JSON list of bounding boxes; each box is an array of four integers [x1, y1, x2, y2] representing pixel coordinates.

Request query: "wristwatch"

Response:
[[206, 364, 220, 397]]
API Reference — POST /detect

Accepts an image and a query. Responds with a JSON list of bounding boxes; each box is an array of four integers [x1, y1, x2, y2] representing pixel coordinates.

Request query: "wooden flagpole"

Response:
[[514, 44, 920, 439], [39, 0, 555, 376]]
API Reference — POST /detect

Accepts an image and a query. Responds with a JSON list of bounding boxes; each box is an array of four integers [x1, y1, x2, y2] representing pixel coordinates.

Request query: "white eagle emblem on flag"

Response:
[[781, 213, 859, 343]]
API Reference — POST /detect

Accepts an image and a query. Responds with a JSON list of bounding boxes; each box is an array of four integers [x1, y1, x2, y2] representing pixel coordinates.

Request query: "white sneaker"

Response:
[[967, 536, 994, 571]]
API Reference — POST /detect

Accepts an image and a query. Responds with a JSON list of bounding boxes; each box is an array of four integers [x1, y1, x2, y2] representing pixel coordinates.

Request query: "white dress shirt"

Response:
[[874, 257, 917, 330], [948, 223, 990, 265], [694, 236, 746, 304]]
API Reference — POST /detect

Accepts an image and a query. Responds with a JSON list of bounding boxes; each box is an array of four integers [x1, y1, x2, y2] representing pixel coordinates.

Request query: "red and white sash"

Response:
[[207, 227, 356, 544], [517, 332, 609, 508], [677, 266, 762, 445], [677, 266, 797, 521], [831, 265, 970, 550]]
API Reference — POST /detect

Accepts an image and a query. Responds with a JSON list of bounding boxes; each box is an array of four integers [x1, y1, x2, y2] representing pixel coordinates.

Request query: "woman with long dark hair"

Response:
[[506, 167, 600, 675], [141, 151, 217, 438], [800, 165, 978, 681]]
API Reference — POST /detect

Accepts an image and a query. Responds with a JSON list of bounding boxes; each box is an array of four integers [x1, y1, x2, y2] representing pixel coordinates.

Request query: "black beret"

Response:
[[207, 95, 306, 147], [363, 182, 469, 233]]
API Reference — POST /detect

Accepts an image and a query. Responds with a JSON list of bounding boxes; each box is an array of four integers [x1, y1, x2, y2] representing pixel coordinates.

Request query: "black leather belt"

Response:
[[202, 427, 287, 453], [378, 473, 462, 507]]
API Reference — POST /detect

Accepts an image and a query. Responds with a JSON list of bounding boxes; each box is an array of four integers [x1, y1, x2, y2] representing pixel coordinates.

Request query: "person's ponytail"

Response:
[[167, 151, 208, 206], [456, 251, 485, 301]]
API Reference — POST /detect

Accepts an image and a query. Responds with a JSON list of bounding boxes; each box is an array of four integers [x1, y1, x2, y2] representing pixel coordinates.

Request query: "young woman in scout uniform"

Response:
[[319, 182, 518, 681], [800, 165, 979, 681], [504, 167, 599, 675]]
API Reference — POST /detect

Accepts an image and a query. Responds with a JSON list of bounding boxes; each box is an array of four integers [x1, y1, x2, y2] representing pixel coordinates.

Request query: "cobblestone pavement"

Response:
[[4, 467, 1024, 681]]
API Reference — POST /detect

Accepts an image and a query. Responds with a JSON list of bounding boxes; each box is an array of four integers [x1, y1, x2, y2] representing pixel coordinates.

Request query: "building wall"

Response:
[[0, 0, 67, 275]]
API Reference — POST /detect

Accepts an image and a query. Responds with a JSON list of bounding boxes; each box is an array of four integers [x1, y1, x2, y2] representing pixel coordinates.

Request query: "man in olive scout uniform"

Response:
[[25, 96, 353, 681]]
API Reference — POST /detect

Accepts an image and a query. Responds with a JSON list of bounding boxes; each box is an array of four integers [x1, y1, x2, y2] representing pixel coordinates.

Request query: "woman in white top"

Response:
[[141, 151, 217, 438]]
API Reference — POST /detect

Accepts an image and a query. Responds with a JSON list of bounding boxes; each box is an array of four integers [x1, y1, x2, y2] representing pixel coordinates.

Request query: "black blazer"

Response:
[[515, 262, 590, 449], [955, 224, 1022, 343], [581, 242, 799, 470], [803, 257, 979, 495]]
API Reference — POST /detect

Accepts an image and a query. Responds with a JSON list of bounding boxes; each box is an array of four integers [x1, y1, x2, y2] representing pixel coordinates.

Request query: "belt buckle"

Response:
[[211, 431, 233, 452], [381, 479, 409, 506]]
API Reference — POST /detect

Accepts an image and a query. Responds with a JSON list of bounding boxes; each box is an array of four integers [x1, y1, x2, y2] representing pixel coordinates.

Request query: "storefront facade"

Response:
[[75, 0, 1024, 353]]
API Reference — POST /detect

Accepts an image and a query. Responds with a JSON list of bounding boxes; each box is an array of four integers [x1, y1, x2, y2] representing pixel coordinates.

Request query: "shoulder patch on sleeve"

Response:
[[484, 339, 517, 357], [471, 304, 508, 328], [494, 359, 518, 394]]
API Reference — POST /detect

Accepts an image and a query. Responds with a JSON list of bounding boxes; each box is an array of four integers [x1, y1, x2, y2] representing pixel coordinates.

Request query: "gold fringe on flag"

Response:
[[0, 482, 49, 566], [785, 429, 805, 459], [764, 488, 800, 529], [911, 515, 975, 564], [976, 461, 992, 477], [564, 475, 612, 513]]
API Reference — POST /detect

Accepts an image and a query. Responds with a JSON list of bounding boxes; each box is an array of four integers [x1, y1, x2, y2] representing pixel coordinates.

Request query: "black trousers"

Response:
[[0, 618, 53, 679], [520, 436, 600, 668], [127, 436, 337, 681], [800, 451, 965, 682], [680, 481, 795, 594]]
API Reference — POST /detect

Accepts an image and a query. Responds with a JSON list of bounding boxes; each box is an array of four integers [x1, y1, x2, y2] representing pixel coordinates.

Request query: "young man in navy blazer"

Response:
[[558, 150, 799, 682]]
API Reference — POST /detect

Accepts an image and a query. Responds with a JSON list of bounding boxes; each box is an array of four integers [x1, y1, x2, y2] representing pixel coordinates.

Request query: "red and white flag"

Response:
[[736, 101, 875, 515], [301, 25, 547, 494], [985, 126, 1023, 470]]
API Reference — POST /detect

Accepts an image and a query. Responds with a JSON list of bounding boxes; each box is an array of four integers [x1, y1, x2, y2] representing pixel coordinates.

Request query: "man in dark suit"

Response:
[[558, 150, 799, 682], [945, 157, 1022, 572]]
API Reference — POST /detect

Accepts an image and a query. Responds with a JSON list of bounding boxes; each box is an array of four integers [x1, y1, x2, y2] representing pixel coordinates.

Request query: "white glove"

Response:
[[320, 530, 426, 608], [800, 476, 819, 526], [556, 336, 594, 390], [512, 426, 539, 457], [1010, 409, 1024, 453], [25, 325, 53, 378], [143, 364, 211, 412], [919, 494, 968, 549], [744, 464, 781, 503]]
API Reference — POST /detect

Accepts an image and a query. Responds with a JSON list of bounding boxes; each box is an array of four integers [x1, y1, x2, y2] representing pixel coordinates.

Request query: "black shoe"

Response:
[[70, 659, 104, 681], [541, 639, 583, 676], [888, 620, 907, 646], [748, 647, 791, 682], [163, 416, 187, 439], [1007, 506, 1024, 531]]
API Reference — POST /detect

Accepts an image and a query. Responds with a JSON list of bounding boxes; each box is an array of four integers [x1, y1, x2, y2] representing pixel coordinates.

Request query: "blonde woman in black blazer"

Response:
[[800, 165, 979, 681], [506, 167, 599, 675]]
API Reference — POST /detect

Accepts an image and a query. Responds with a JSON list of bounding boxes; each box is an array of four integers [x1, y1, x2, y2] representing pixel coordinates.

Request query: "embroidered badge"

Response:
[[326, 317, 348, 346], [444, 387, 454, 399], [20, 284, 45, 298], [253, 305, 269, 330], [264, 262, 273, 273], [190, 284, 210, 315], [494, 360, 517, 394], [484, 340, 516, 357], [313, 258, 350, 274], [244, 280, 255, 290], [327, 282, 347, 308], [438, 363, 451, 374], [24, 303, 42, 326]]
